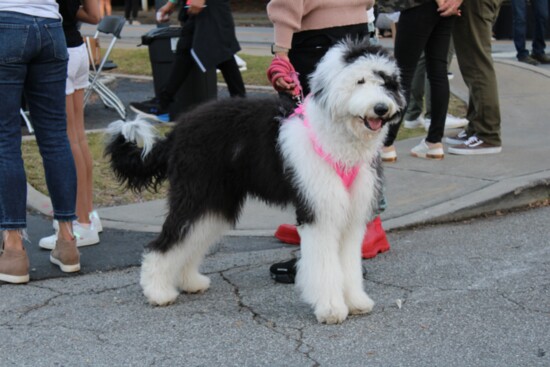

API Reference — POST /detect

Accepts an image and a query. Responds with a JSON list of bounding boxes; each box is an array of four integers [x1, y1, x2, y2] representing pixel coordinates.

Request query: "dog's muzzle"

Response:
[[362, 103, 393, 131]]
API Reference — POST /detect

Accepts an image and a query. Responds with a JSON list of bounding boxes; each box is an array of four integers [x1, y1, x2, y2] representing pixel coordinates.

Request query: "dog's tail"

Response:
[[104, 117, 171, 193]]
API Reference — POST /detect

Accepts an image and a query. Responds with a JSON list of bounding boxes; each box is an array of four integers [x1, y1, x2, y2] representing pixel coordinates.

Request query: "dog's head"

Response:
[[308, 38, 405, 138]]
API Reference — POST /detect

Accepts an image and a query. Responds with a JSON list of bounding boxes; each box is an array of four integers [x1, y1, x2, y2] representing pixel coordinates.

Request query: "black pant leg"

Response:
[[217, 57, 246, 97]]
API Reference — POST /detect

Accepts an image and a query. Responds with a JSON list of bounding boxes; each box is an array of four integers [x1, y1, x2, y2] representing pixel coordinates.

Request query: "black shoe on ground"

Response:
[[270, 258, 297, 284], [129, 97, 169, 122], [518, 55, 540, 65], [269, 258, 368, 284], [531, 53, 550, 64]]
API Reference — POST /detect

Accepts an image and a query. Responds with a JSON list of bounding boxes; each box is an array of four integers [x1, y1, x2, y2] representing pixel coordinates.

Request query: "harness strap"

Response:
[[291, 103, 360, 191]]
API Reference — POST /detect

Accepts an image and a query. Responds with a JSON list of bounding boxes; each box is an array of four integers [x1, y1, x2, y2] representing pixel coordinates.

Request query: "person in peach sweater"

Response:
[[266, 0, 391, 284]]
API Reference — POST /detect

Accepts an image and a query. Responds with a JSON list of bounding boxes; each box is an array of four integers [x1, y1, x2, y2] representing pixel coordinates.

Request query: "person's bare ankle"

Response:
[[2, 230, 25, 251], [57, 221, 75, 242]]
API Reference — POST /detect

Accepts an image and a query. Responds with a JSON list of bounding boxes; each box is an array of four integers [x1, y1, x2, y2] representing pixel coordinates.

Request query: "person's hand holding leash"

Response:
[[267, 52, 302, 98]]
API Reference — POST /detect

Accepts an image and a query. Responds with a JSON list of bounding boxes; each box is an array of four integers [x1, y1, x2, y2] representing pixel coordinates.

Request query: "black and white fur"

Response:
[[106, 39, 404, 324]]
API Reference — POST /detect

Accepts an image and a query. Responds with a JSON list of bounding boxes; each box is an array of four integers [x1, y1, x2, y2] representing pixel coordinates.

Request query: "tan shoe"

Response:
[[50, 237, 80, 273], [381, 145, 397, 162], [0, 246, 30, 284]]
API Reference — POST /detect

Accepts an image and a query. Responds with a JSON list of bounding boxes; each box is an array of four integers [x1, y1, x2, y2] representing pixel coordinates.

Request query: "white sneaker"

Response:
[[444, 114, 469, 129], [424, 114, 469, 131], [403, 116, 425, 129], [410, 139, 444, 160], [89, 210, 103, 233], [381, 145, 397, 162], [40, 222, 100, 250], [53, 211, 102, 233]]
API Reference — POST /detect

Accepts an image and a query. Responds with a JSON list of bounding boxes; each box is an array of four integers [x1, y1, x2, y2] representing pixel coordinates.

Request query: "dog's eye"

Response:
[[357, 78, 365, 85]]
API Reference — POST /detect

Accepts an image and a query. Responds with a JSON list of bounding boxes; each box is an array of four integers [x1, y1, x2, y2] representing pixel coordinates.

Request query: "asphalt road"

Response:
[[3, 205, 549, 366]]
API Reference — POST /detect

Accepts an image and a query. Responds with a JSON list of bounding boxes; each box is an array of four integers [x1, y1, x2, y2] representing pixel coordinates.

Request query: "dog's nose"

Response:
[[374, 103, 389, 116]]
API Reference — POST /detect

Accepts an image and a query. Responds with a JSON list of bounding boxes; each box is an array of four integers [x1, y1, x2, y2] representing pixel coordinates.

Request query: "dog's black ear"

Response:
[[342, 38, 385, 65]]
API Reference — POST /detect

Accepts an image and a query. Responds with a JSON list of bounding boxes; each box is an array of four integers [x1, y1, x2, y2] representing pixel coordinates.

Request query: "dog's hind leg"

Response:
[[297, 225, 349, 324], [141, 245, 184, 306], [140, 209, 202, 306], [340, 223, 374, 315], [140, 212, 231, 305], [177, 213, 231, 294]]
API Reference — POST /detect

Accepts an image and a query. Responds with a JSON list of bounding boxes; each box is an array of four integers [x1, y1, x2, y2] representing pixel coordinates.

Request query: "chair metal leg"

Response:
[[20, 109, 34, 134], [89, 78, 127, 120]]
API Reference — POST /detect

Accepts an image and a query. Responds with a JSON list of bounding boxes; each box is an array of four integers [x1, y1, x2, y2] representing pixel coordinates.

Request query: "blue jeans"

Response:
[[0, 12, 77, 230], [511, 0, 549, 58]]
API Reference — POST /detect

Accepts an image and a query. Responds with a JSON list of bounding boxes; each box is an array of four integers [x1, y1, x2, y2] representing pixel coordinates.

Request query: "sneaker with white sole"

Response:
[[381, 145, 397, 162], [40, 221, 99, 250], [445, 129, 468, 145], [425, 114, 469, 131], [410, 139, 444, 160], [448, 135, 502, 155], [403, 116, 425, 129], [129, 97, 169, 123], [53, 211, 102, 233], [89, 210, 103, 233], [0, 246, 30, 284], [50, 237, 80, 273]]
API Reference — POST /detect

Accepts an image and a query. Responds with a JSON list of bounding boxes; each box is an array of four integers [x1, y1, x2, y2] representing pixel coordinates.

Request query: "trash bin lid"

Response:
[[141, 26, 182, 45]]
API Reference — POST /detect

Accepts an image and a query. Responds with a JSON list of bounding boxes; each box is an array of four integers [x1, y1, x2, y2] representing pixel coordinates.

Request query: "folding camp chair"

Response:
[[84, 15, 127, 120]]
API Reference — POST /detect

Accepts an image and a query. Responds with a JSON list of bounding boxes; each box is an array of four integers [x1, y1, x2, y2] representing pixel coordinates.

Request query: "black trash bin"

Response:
[[141, 27, 217, 121]]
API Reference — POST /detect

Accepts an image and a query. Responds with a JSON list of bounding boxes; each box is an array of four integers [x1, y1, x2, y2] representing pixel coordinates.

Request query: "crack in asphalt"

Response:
[[500, 293, 550, 315], [219, 267, 320, 366]]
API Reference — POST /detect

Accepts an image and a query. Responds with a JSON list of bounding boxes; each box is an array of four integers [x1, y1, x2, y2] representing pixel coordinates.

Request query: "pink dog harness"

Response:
[[291, 103, 360, 190]]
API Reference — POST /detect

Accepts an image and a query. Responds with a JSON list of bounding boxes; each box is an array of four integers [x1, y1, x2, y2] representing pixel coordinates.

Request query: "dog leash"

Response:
[[266, 56, 304, 104]]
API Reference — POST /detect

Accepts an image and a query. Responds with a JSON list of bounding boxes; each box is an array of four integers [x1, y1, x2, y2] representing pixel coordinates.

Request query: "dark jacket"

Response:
[[57, 0, 84, 47], [378, 0, 432, 13], [179, 0, 240, 71]]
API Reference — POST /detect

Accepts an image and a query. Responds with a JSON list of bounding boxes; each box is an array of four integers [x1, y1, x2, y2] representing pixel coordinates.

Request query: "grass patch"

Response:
[[23, 125, 171, 208], [104, 48, 272, 87], [229, 54, 272, 86], [107, 47, 152, 76]]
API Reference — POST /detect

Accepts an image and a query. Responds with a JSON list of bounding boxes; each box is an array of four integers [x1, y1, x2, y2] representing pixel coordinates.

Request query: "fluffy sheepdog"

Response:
[[105, 38, 405, 324]]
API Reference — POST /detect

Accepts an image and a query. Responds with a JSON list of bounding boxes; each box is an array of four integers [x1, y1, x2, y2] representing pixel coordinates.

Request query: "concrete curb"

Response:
[[384, 171, 550, 231], [495, 58, 550, 78], [28, 171, 550, 234]]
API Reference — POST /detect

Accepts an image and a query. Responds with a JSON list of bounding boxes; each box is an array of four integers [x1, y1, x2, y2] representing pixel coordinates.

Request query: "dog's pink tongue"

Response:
[[368, 118, 383, 131]]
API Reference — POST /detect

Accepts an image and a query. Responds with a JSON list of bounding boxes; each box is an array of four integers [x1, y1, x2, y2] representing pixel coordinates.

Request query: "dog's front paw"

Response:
[[143, 286, 179, 306], [180, 273, 211, 294], [314, 302, 349, 324], [346, 291, 375, 315]]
